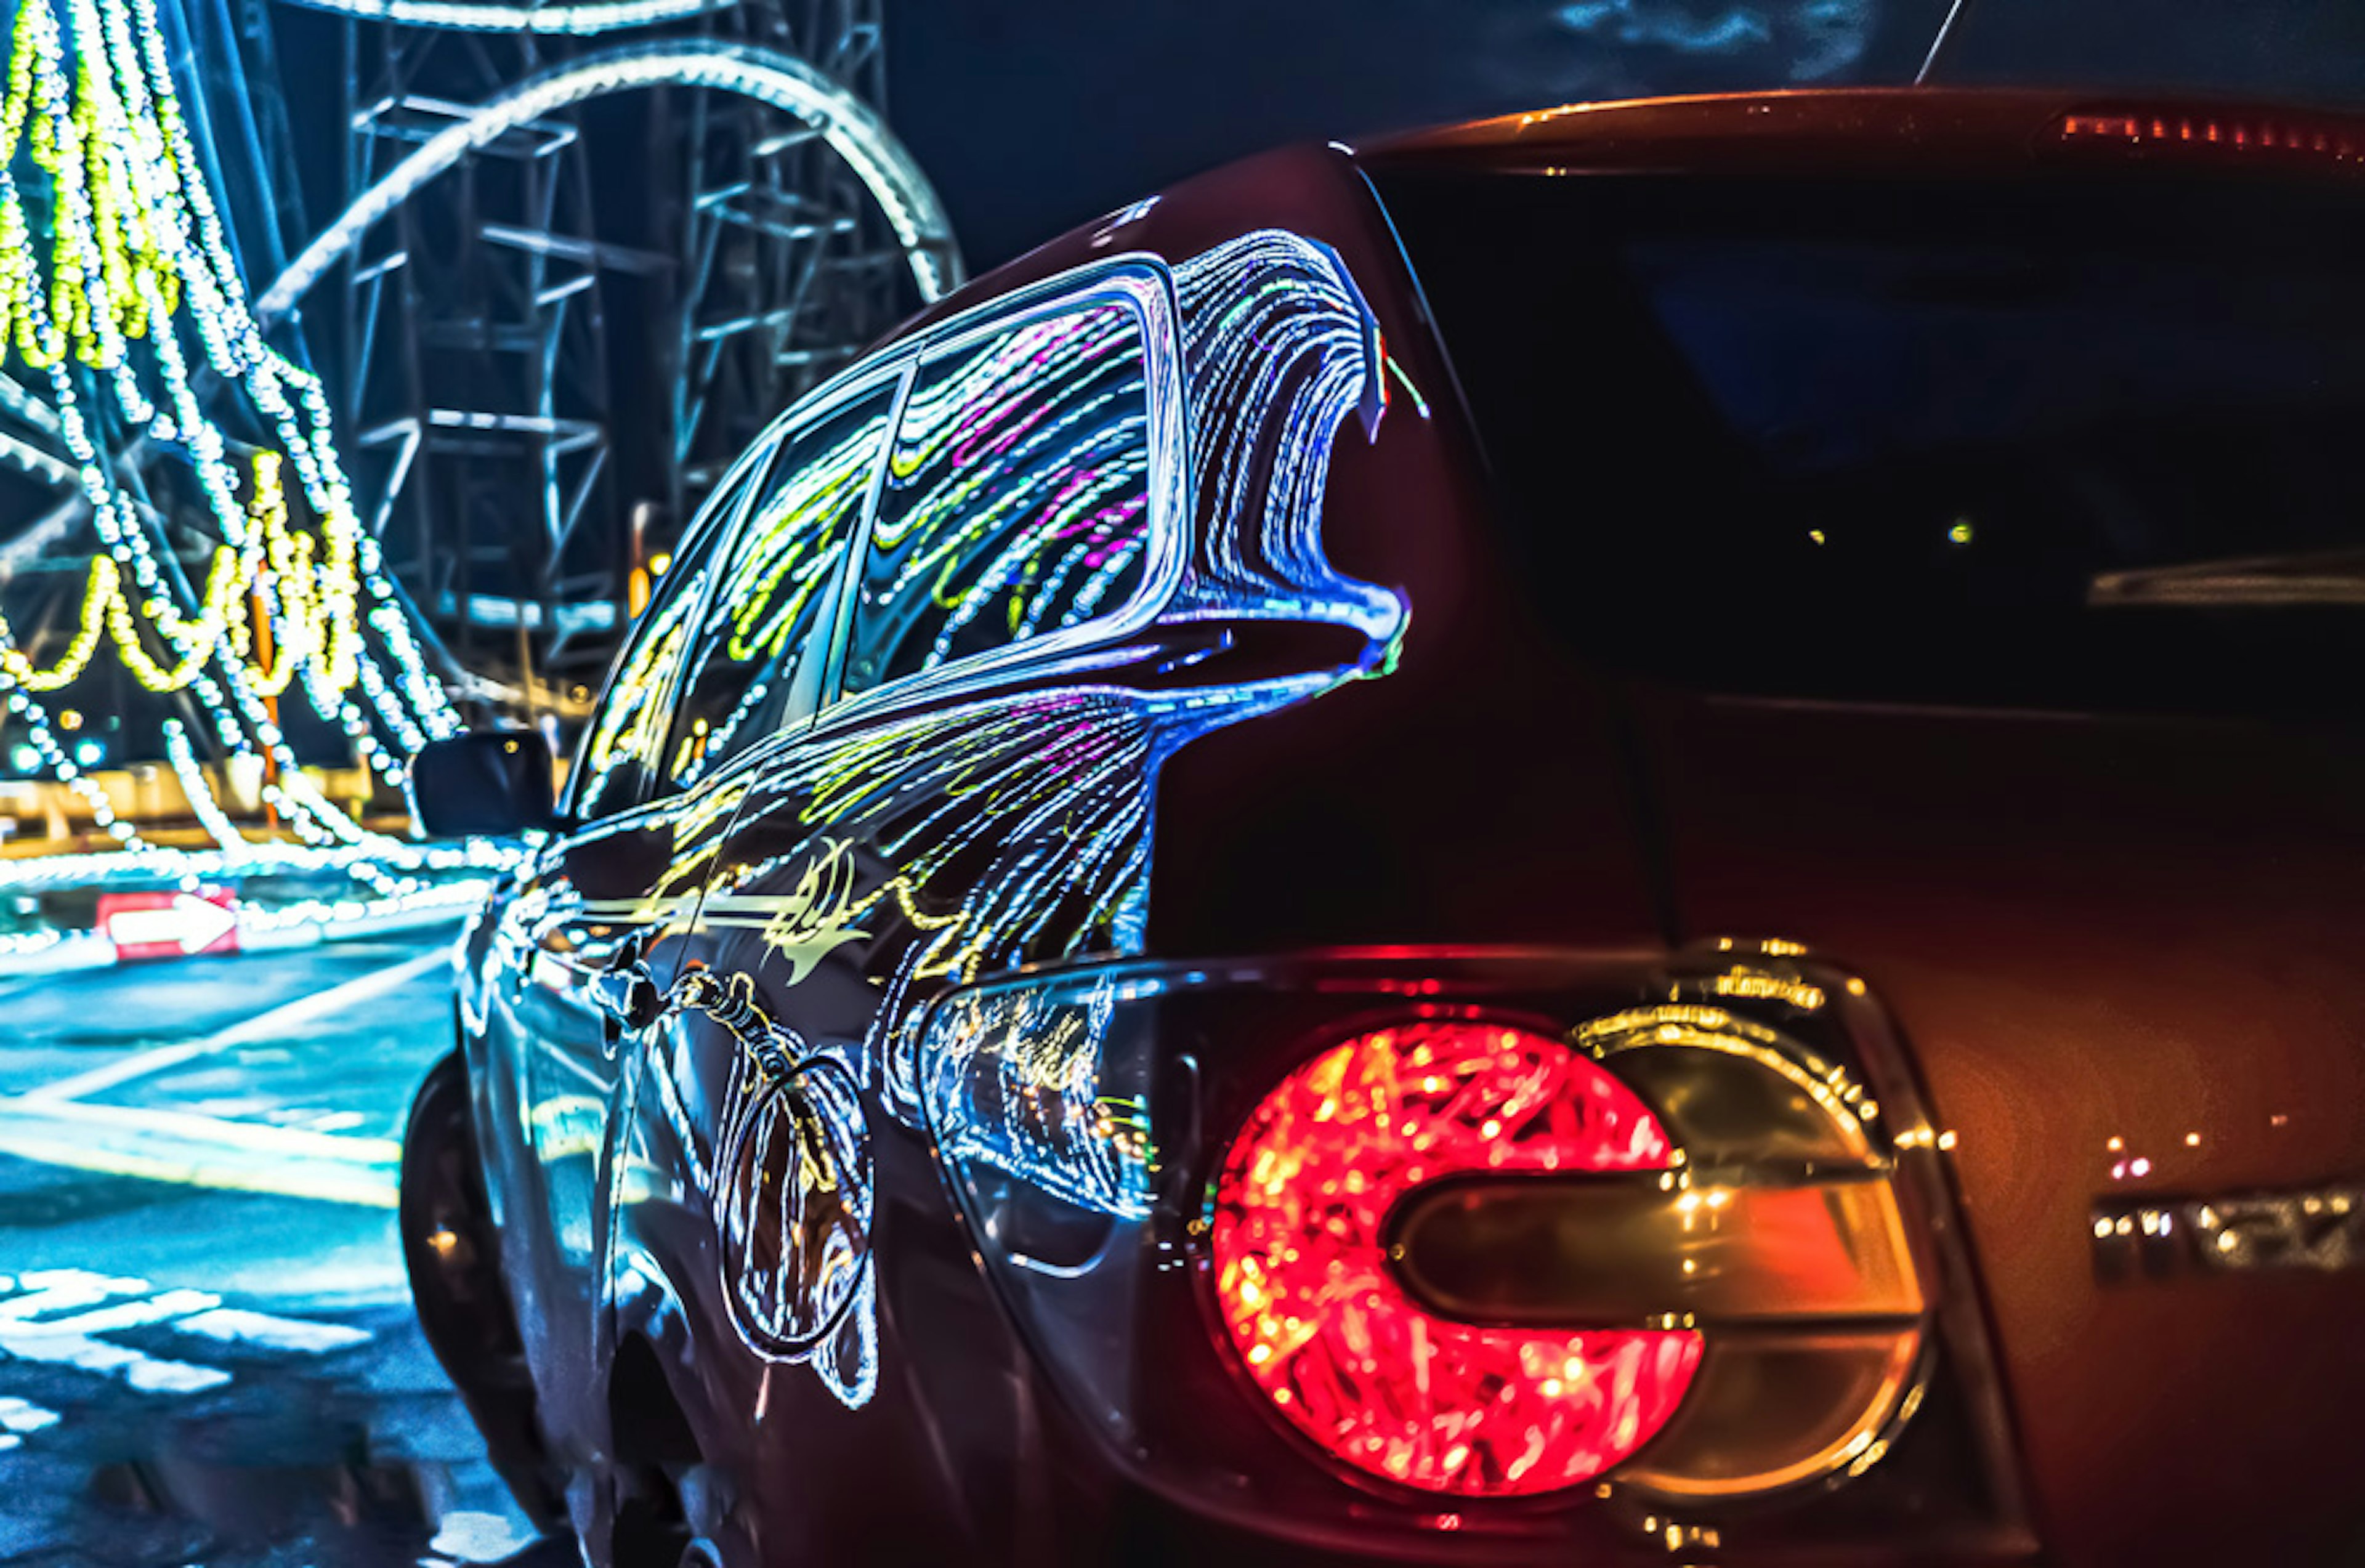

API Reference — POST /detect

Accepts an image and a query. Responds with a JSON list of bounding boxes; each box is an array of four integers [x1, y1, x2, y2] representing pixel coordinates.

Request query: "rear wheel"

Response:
[[607, 1458, 727, 1567], [607, 1331, 727, 1567], [400, 1050, 568, 1529]]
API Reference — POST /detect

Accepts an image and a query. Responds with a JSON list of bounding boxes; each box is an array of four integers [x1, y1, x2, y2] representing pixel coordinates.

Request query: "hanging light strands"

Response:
[[0, 0, 490, 891], [0, 0, 454, 741]]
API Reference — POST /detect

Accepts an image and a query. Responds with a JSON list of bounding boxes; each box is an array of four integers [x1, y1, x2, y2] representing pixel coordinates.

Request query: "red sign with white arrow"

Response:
[[95, 889, 241, 961]]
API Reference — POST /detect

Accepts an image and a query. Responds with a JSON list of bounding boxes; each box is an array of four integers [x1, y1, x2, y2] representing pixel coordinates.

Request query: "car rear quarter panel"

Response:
[[603, 148, 1471, 1561]]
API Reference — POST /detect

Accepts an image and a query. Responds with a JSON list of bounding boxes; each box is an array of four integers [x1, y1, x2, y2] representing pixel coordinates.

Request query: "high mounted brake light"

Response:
[[2055, 107, 2365, 172]]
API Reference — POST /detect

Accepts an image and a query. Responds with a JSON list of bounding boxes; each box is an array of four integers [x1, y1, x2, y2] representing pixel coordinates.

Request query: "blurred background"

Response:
[[0, 2, 2356, 1563]]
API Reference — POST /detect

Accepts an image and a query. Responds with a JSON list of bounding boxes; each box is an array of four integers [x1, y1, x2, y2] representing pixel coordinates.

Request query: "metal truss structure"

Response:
[[671, 6, 914, 502], [314, 0, 956, 701]]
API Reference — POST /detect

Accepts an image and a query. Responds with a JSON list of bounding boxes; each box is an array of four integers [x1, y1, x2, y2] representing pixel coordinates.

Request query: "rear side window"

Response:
[[841, 297, 1154, 696], [663, 381, 899, 791], [568, 443, 766, 820]]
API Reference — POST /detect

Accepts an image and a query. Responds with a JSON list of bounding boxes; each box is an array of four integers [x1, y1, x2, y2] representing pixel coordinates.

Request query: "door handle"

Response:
[[588, 935, 666, 1033]]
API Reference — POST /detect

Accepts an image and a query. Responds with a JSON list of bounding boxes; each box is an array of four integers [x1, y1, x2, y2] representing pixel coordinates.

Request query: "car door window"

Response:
[[663, 379, 899, 791], [842, 297, 1154, 696], [567, 443, 769, 820]]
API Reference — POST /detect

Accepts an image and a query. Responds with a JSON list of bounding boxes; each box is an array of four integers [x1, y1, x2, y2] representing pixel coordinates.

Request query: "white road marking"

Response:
[[0, 1394, 59, 1432], [21, 946, 449, 1105], [174, 1307, 371, 1354], [0, 1320, 232, 1393], [8, 1289, 220, 1338], [427, 1509, 536, 1564], [10, 1268, 148, 1294], [0, 1096, 401, 1206], [0, 1394, 62, 1460], [0, 1271, 148, 1320], [0, 1270, 373, 1405]]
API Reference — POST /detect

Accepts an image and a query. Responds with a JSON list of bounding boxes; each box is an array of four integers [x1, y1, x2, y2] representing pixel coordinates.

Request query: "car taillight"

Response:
[[1211, 1004, 1928, 1504], [924, 952, 2007, 1554], [1210, 1020, 1700, 1497]]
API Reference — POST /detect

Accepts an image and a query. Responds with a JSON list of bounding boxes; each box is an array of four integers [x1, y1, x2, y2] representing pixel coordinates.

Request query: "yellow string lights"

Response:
[[1, 450, 360, 694], [0, 0, 179, 371], [0, 0, 458, 865]]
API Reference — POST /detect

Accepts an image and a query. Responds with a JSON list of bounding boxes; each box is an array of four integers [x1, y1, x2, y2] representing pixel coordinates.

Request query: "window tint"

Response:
[[663, 382, 897, 791], [843, 299, 1153, 696], [569, 447, 766, 820], [1374, 168, 2365, 716]]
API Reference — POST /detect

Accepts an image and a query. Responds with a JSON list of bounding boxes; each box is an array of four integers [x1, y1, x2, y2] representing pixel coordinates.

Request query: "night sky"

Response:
[[246, 0, 2365, 304]]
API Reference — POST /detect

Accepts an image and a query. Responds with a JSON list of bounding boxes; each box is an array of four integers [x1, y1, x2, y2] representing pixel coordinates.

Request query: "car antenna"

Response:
[[1915, 0, 1976, 84]]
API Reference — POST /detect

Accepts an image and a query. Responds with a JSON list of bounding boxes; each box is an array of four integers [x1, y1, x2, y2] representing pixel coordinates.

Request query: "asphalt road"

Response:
[[0, 932, 566, 1567]]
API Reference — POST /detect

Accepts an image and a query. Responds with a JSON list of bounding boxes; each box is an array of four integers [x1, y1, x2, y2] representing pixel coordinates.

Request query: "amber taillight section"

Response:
[[1210, 1020, 1702, 1497]]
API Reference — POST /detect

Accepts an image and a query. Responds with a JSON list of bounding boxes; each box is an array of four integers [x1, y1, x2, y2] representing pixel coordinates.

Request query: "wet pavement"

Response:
[[0, 934, 566, 1567]]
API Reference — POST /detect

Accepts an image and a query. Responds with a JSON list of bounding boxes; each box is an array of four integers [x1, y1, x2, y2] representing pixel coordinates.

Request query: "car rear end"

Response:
[[922, 945, 2029, 1564], [929, 91, 2365, 1565], [1360, 90, 2365, 1565]]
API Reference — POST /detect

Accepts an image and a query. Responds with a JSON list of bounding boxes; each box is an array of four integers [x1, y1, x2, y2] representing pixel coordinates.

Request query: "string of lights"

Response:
[[256, 41, 961, 321], [0, 0, 469, 887], [272, 0, 740, 35]]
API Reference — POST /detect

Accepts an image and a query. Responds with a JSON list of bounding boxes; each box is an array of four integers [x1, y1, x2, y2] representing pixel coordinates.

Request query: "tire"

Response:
[[608, 1471, 723, 1568], [400, 1050, 568, 1530]]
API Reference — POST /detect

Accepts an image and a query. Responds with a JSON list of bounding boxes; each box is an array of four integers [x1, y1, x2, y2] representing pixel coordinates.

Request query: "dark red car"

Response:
[[402, 87, 2365, 1567]]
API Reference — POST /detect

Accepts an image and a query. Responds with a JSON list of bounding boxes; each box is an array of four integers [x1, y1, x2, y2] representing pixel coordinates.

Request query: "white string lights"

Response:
[[257, 40, 962, 321], [273, 0, 738, 35], [0, 0, 482, 901]]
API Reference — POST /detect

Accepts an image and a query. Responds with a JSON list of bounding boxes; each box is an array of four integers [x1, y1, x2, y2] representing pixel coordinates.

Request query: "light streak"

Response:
[[847, 303, 1153, 693], [274, 0, 736, 33], [1166, 230, 1405, 641], [259, 41, 961, 321], [673, 386, 895, 790], [924, 976, 1148, 1220]]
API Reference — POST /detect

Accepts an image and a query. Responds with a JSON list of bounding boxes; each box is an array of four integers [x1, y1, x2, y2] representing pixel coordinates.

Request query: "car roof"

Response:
[[1362, 85, 2365, 175], [882, 85, 2365, 358]]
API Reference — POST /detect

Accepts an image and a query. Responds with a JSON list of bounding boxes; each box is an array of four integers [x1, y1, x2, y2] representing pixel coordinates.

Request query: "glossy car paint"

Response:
[[425, 89, 2365, 1566]]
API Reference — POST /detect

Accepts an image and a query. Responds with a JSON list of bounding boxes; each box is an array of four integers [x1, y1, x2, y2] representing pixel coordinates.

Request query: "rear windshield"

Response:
[[1373, 167, 2365, 716]]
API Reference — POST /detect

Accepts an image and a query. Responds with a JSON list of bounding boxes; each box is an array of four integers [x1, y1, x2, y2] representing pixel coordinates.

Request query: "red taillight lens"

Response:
[[1210, 1020, 1702, 1498]]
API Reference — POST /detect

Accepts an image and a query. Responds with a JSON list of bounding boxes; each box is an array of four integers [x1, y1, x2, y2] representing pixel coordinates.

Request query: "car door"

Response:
[[475, 435, 776, 1450], [602, 363, 904, 1427], [617, 283, 1174, 1561]]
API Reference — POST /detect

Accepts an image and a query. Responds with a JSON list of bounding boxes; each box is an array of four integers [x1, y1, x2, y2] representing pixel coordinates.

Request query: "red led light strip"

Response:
[[2057, 108, 2365, 167]]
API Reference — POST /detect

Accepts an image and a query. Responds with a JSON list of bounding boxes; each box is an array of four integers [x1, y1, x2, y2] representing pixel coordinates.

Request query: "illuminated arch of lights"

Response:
[[272, 0, 737, 35], [0, 0, 528, 911], [0, 3, 963, 911], [0, 0, 461, 873], [257, 39, 962, 322]]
